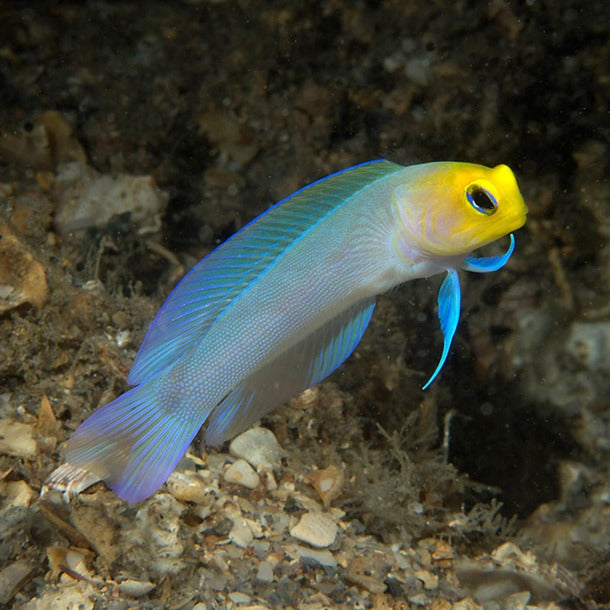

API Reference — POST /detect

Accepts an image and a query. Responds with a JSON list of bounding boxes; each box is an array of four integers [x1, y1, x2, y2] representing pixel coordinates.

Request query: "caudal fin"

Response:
[[64, 383, 201, 502]]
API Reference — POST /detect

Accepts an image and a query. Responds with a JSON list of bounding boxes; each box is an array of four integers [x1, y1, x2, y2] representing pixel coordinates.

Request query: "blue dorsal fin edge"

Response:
[[422, 269, 461, 390], [462, 234, 515, 273]]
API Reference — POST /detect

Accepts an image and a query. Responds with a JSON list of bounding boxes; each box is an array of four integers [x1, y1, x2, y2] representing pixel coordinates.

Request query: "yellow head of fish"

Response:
[[394, 162, 528, 258]]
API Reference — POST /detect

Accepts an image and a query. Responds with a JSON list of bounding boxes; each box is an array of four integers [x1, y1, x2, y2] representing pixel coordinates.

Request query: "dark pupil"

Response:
[[468, 186, 496, 213]]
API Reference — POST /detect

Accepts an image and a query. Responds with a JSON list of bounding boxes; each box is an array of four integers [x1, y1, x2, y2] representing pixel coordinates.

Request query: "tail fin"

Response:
[[64, 383, 201, 502]]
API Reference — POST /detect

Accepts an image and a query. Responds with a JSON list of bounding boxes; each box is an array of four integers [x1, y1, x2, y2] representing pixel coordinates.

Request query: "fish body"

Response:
[[66, 160, 527, 501]]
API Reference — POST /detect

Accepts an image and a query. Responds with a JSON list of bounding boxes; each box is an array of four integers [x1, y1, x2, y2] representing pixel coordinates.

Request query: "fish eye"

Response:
[[466, 184, 498, 215]]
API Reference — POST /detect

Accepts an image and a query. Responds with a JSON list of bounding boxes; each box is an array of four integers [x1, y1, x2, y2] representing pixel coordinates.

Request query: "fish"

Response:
[[65, 160, 527, 501]]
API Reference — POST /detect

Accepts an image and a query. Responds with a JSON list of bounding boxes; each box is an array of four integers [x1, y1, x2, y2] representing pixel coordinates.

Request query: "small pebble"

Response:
[[256, 560, 274, 583], [115, 330, 131, 348], [0, 560, 33, 605], [0, 223, 48, 312], [0, 420, 36, 458], [228, 591, 251, 604], [0, 480, 36, 507], [405, 56, 432, 86], [166, 471, 208, 503], [131, 494, 187, 575], [37, 395, 60, 439], [305, 464, 343, 507], [290, 511, 337, 548], [258, 466, 278, 491], [224, 459, 260, 489], [505, 590, 532, 609], [414, 568, 439, 590], [229, 427, 284, 470], [54, 162, 168, 235], [118, 579, 156, 598], [46, 547, 90, 581], [566, 321, 610, 371], [297, 546, 338, 569], [408, 592, 430, 606], [229, 519, 254, 549], [251, 540, 270, 559]]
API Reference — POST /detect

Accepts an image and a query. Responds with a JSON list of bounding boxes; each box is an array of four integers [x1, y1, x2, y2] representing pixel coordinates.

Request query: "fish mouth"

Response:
[[508, 210, 527, 234], [495, 200, 528, 238], [510, 206, 528, 234], [462, 208, 527, 252]]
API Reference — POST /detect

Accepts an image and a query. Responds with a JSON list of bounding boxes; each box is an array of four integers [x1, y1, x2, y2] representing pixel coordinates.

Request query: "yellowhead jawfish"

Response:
[[66, 160, 527, 501]]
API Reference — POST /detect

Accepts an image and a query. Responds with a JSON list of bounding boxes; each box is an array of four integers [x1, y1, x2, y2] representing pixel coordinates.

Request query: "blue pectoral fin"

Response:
[[65, 381, 204, 502], [422, 269, 461, 390], [462, 233, 515, 273]]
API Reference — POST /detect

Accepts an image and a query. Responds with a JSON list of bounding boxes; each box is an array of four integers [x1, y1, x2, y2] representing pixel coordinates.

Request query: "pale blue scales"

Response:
[[65, 160, 526, 501]]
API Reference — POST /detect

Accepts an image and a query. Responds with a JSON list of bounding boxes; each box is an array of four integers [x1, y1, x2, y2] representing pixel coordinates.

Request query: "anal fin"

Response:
[[205, 299, 376, 446]]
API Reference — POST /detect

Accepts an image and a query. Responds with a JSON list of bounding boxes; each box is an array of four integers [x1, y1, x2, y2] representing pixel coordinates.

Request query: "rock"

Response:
[[118, 579, 156, 598], [566, 321, 610, 372], [36, 395, 60, 453], [36, 395, 60, 438], [504, 591, 533, 609], [0, 110, 86, 170], [46, 546, 93, 581], [256, 561, 274, 583], [289, 511, 337, 548], [128, 494, 187, 575], [197, 110, 259, 167], [405, 56, 432, 86], [516, 313, 609, 415], [229, 518, 254, 549], [0, 222, 48, 312], [67, 504, 120, 565], [345, 554, 388, 593], [54, 161, 168, 235], [229, 427, 284, 471], [0, 480, 36, 507], [115, 329, 131, 348], [224, 459, 261, 489], [258, 466, 278, 491], [227, 591, 251, 604], [407, 592, 430, 606], [37, 501, 95, 551], [22, 584, 97, 609], [222, 501, 263, 549], [304, 464, 344, 508], [414, 568, 439, 590], [0, 420, 36, 458], [0, 560, 33, 606], [456, 542, 580, 603], [297, 546, 338, 569], [166, 470, 208, 504]]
